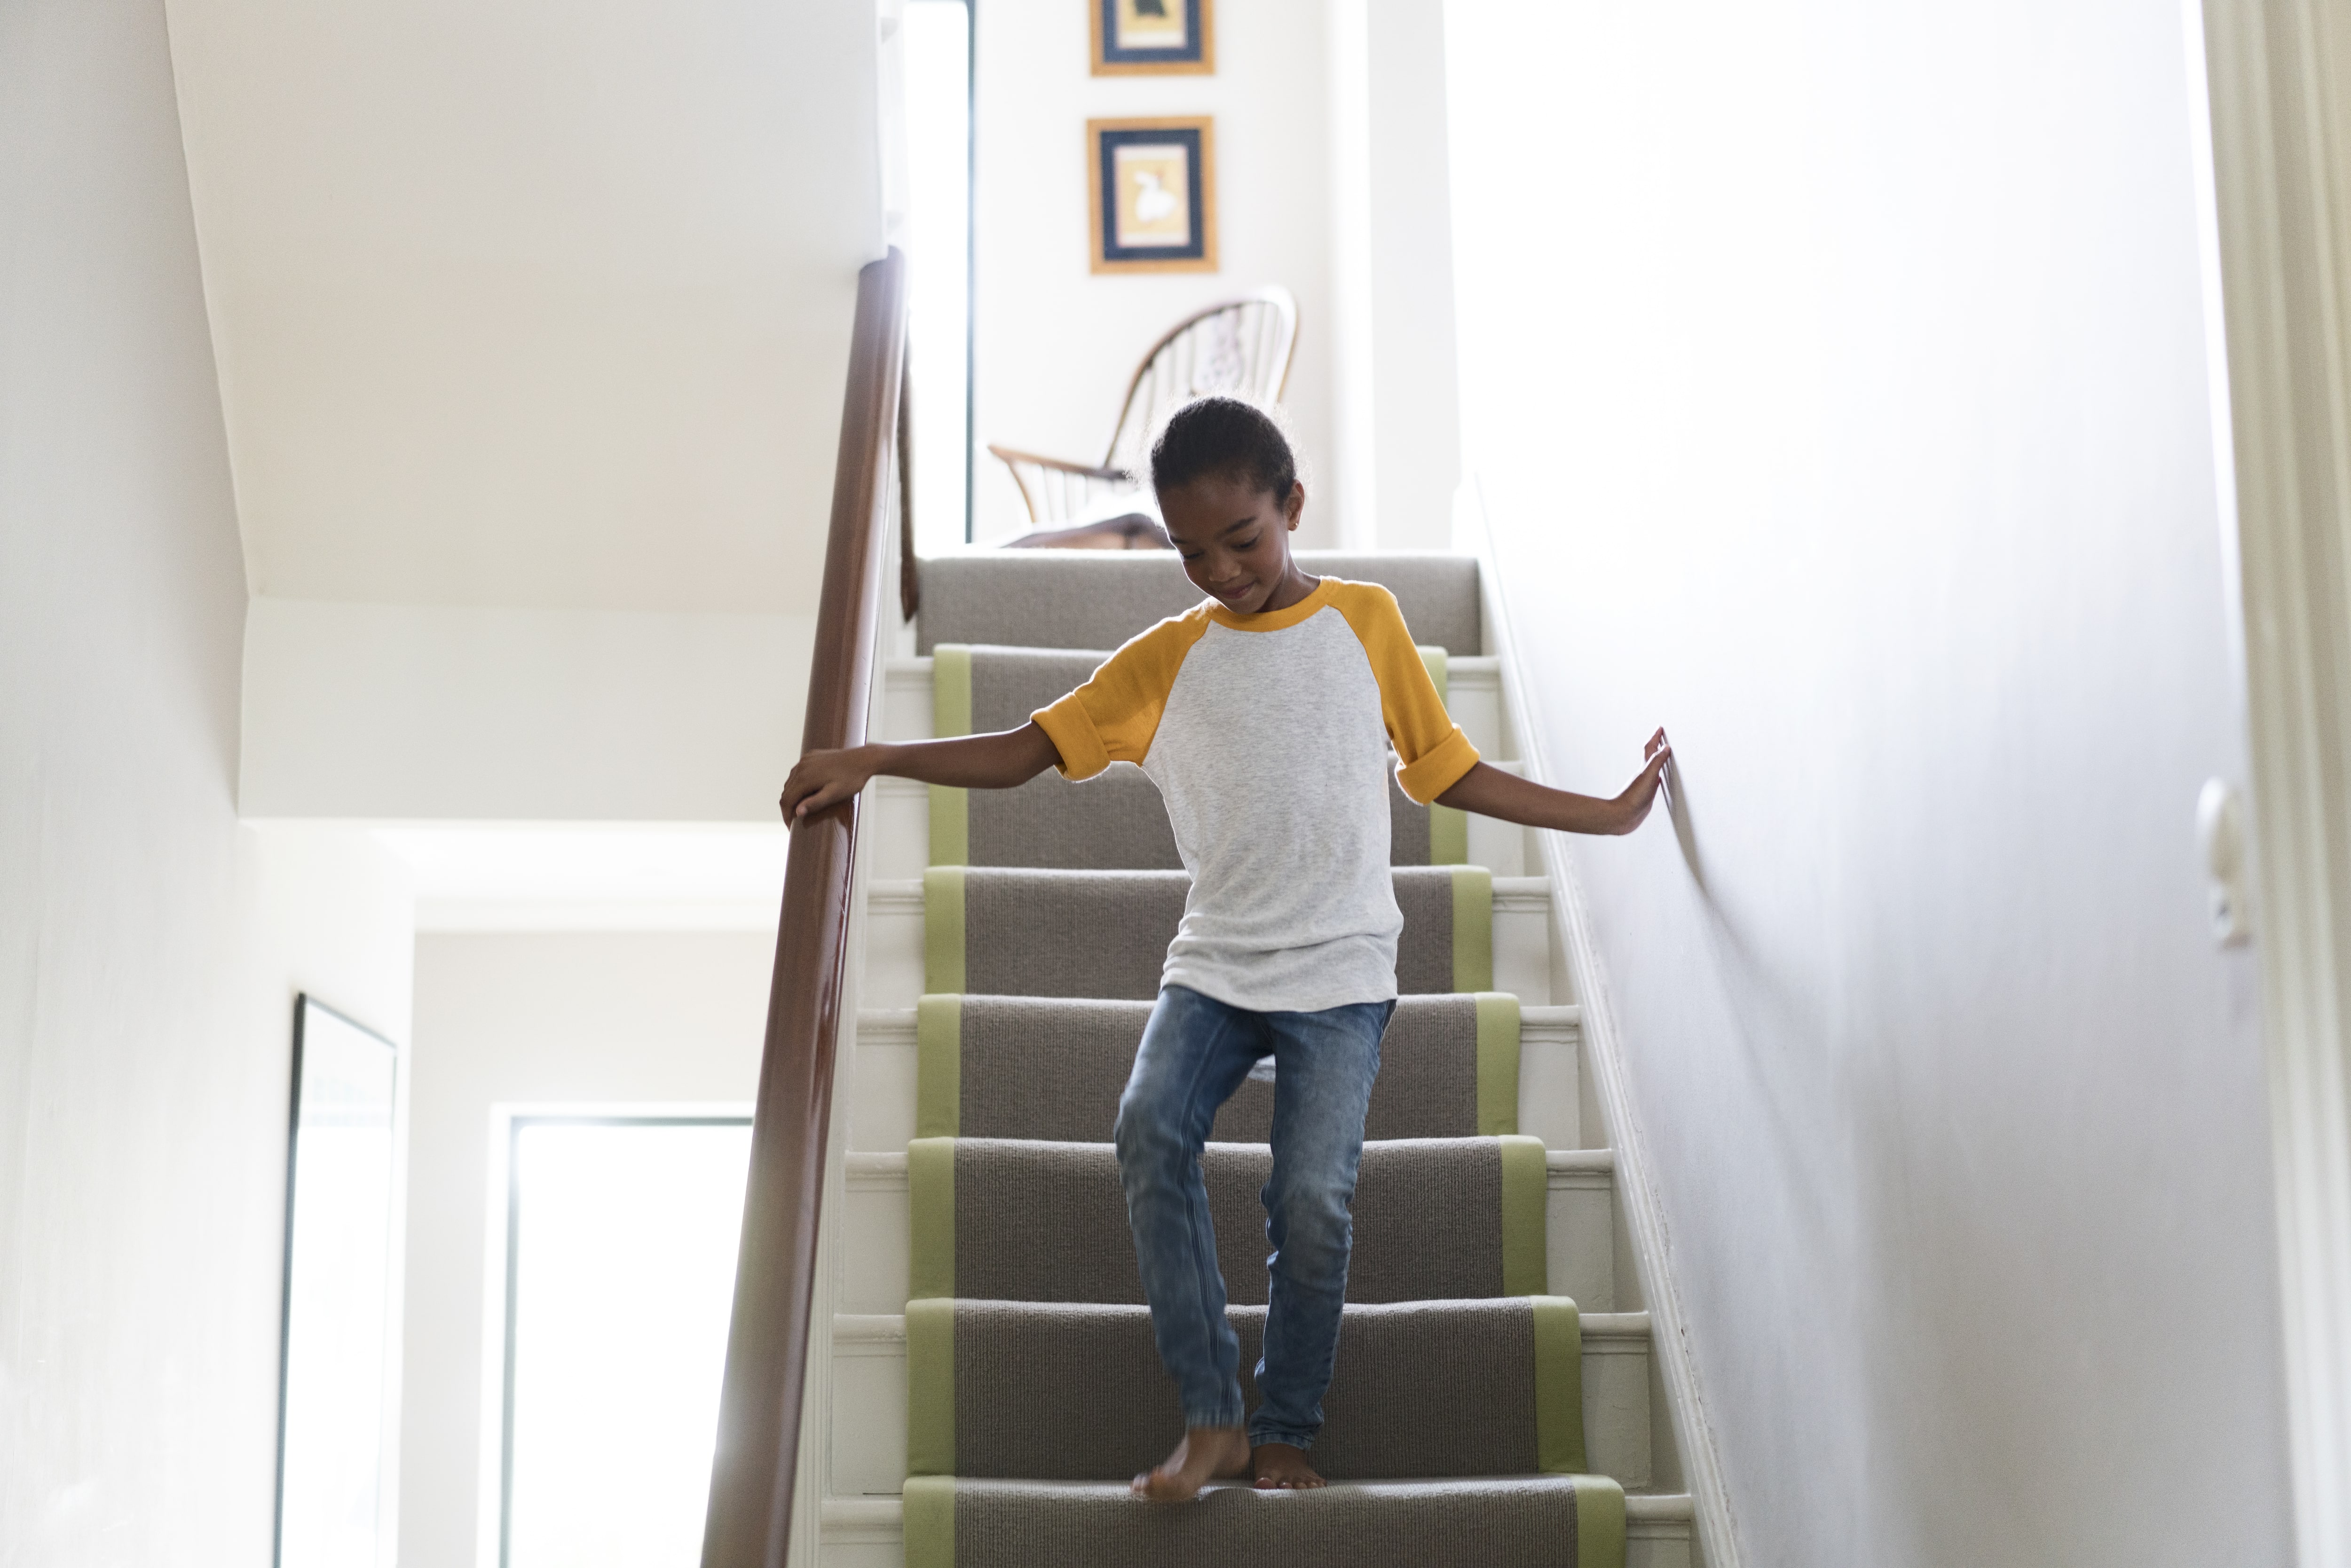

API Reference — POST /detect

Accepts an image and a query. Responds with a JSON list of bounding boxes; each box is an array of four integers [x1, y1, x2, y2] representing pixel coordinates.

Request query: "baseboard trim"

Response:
[[1457, 475, 1744, 1568]]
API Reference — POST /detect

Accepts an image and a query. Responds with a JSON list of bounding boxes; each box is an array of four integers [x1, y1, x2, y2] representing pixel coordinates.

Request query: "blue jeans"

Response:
[[1112, 984, 1393, 1450]]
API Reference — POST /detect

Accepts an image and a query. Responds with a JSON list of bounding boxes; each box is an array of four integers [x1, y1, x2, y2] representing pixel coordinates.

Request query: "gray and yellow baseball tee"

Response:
[[1032, 577, 1480, 1013]]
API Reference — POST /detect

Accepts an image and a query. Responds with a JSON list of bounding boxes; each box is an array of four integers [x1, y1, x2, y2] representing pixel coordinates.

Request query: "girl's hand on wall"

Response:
[[1612, 729, 1673, 834]]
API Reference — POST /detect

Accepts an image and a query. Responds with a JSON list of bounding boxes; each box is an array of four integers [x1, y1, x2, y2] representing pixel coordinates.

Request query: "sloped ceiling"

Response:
[[166, 0, 882, 615]]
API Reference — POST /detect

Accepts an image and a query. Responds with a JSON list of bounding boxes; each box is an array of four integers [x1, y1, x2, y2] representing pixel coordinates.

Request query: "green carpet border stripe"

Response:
[[1500, 1134, 1548, 1294], [1418, 644, 1451, 705], [915, 996, 962, 1140], [928, 785, 970, 867], [905, 1298, 955, 1476], [908, 1138, 956, 1300], [930, 645, 972, 867], [933, 645, 974, 734], [1571, 1473, 1627, 1568], [1475, 992, 1521, 1135], [1429, 804, 1469, 865], [1532, 1295, 1586, 1475], [1452, 865, 1494, 992], [923, 867, 966, 995], [900, 1475, 955, 1568]]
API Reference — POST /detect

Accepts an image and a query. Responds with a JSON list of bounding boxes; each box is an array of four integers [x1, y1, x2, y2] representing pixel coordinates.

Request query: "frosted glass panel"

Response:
[[502, 1119, 752, 1568]]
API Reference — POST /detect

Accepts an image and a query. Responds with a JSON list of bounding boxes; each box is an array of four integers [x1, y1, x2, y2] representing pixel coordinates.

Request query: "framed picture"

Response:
[[1092, 0, 1214, 75], [1088, 118, 1218, 274]]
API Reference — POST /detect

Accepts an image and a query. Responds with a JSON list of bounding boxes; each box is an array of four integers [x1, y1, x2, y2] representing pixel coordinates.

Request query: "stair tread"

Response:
[[919, 865, 1499, 999], [907, 1297, 1597, 1483], [913, 551, 1483, 656], [819, 1487, 1694, 1517], [902, 993, 1523, 1143], [908, 1135, 1549, 1304]]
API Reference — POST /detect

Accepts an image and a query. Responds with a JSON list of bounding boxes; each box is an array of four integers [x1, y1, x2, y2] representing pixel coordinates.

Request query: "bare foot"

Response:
[[1131, 1426, 1250, 1502], [1252, 1442, 1325, 1490]]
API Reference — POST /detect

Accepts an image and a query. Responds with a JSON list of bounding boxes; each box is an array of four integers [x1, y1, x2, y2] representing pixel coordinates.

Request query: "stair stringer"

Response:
[[1457, 479, 1744, 1568]]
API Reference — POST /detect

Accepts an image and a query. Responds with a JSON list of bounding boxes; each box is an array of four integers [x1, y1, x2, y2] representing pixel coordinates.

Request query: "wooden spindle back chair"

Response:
[[988, 286, 1298, 529]]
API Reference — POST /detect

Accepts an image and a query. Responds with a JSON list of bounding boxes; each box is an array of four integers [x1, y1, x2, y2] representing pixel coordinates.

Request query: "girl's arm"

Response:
[[781, 723, 1063, 825], [1436, 728, 1672, 836]]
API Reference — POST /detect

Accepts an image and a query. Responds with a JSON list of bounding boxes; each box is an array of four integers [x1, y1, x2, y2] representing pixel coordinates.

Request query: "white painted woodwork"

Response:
[[2195, 0, 2351, 1553]]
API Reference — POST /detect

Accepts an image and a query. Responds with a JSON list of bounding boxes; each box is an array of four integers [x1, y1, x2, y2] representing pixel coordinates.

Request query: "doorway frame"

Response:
[[2192, 0, 2351, 1559]]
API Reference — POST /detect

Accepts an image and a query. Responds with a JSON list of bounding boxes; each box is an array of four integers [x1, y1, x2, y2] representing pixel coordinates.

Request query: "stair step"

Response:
[[818, 1489, 1695, 1568], [850, 1002, 1587, 1153], [903, 1135, 1550, 1305], [871, 867, 1546, 1003], [828, 1309, 1654, 1497], [843, 1145, 1617, 1317], [888, 993, 1528, 1145], [908, 1296, 1591, 1482], [913, 551, 1483, 657], [862, 874, 1554, 1008], [906, 1473, 1624, 1568]]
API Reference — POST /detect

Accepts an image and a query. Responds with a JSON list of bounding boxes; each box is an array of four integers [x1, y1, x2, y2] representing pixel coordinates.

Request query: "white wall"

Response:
[[242, 600, 817, 822], [398, 932, 772, 1568], [1328, 0, 1462, 552], [1445, 1, 2295, 1563], [971, 0, 1340, 544], [164, 0, 882, 620], [0, 7, 417, 1560]]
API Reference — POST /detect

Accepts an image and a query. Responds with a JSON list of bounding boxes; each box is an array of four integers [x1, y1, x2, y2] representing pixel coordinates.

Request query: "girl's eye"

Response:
[[1236, 534, 1260, 550]]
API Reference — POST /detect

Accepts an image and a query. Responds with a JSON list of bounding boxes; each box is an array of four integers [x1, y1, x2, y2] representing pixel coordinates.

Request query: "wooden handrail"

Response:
[[701, 246, 907, 1568]]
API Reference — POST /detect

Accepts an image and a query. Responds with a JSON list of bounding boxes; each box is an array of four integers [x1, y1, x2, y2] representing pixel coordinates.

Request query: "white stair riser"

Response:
[[835, 1169, 1616, 1317], [858, 881, 1554, 1009], [827, 1321, 1653, 1500], [846, 1013, 1584, 1153]]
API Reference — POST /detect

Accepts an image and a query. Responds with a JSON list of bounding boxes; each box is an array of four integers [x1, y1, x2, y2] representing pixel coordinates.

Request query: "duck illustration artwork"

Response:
[[1132, 168, 1178, 224]]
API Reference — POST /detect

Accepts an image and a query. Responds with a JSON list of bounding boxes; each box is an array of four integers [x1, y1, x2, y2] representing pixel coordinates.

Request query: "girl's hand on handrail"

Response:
[[780, 723, 1065, 826]]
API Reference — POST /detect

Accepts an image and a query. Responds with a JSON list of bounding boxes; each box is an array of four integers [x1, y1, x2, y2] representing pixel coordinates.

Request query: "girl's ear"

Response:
[[1285, 481, 1306, 530]]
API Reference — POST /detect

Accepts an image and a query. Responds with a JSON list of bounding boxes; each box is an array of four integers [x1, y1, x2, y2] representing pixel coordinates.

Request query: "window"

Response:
[[905, 0, 974, 548], [497, 1115, 751, 1568]]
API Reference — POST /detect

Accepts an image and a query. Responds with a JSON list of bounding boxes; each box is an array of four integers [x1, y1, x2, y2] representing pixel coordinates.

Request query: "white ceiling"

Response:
[[166, 0, 883, 615]]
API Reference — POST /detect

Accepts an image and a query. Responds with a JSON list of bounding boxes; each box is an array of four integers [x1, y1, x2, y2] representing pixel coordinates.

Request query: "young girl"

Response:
[[780, 395, 1671, 1503]]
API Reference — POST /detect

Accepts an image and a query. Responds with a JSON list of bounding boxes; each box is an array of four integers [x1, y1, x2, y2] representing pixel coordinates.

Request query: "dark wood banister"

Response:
[[702, 246, 908, 1568]]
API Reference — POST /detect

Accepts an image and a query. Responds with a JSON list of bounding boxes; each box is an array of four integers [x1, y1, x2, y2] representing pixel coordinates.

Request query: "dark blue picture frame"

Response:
[[1095, 124, 1207, 266], [1096, 0, 1210, 71]]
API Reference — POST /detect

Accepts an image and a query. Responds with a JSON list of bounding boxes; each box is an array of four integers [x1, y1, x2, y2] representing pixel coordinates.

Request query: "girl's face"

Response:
[[1160, 473, 1310, 616]]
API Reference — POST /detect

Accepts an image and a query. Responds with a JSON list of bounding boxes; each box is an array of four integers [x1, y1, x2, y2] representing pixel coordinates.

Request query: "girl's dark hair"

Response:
[[1149, 395, 1298, 501]]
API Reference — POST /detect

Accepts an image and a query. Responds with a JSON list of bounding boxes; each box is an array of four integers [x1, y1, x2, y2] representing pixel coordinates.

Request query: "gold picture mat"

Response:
[[1087, 116, 1219, 275]]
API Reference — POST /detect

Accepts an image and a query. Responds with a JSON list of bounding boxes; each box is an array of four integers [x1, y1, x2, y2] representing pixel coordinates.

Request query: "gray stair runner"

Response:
[[915, 552, 1482, 656], [924, 865, 1494, 999], [908, 1296, 1587, 1480], [903, 1474, 1624, 1568], [915, 993, 1523, 1143], [896, 551, 1624, 1568], [910, 1135, 1548, 1304]]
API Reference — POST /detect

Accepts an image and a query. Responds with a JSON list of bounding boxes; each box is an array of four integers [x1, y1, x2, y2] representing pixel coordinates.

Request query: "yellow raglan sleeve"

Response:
[[1029, 607, 1211, 780], [1330, 582, 1482, 804]]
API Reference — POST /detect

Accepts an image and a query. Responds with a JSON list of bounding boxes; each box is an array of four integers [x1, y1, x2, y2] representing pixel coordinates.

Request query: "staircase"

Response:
[[807, 551, 1701, 1567]]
